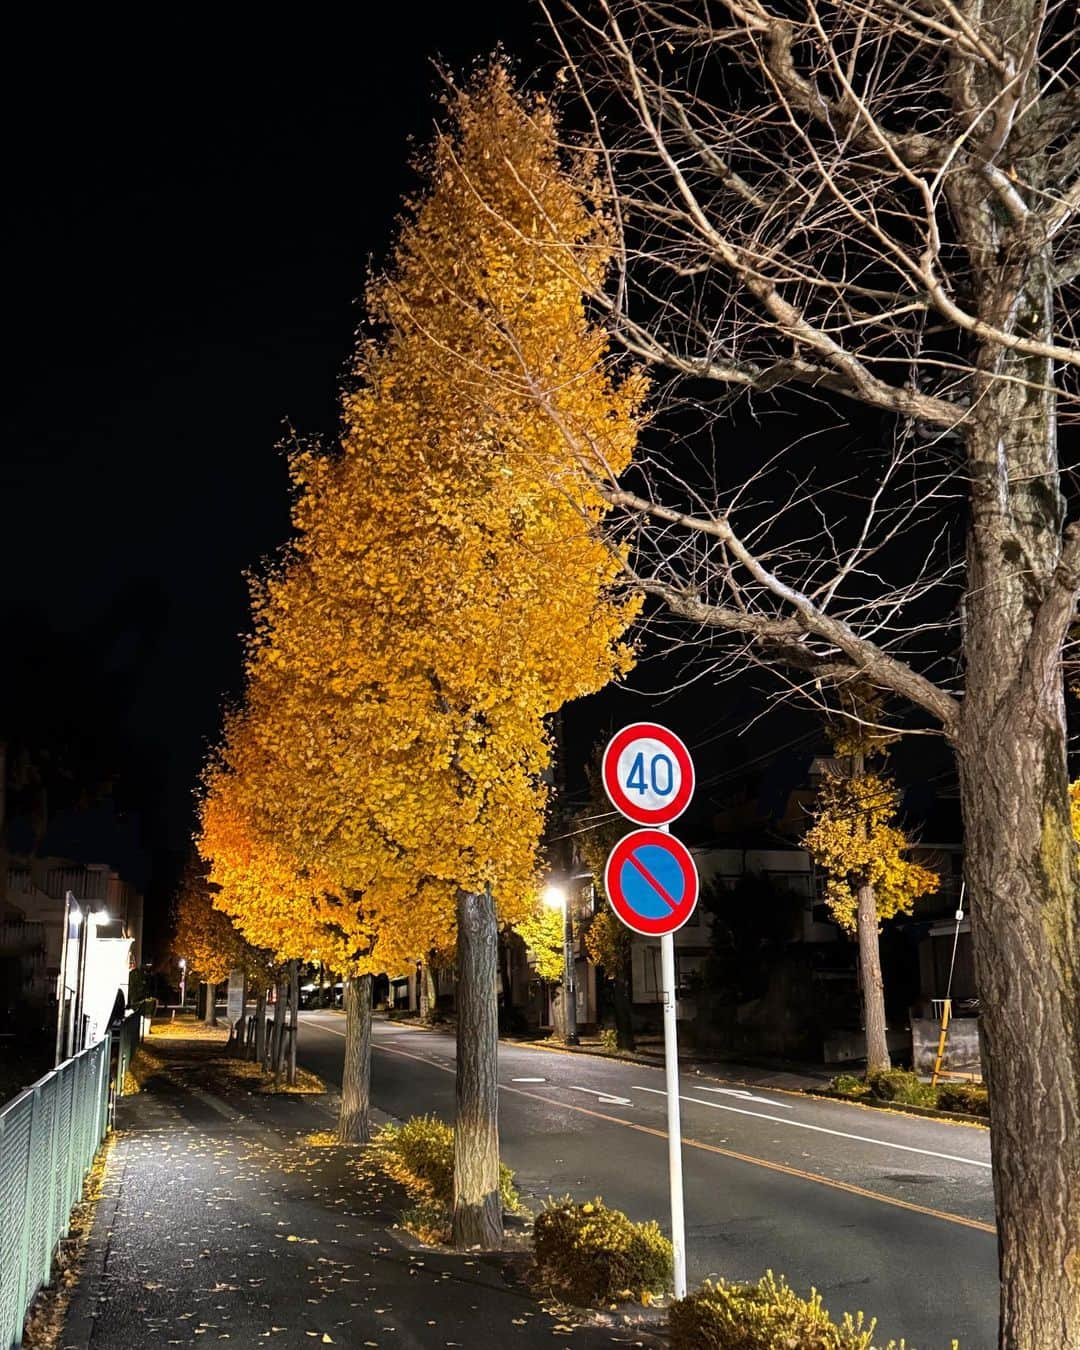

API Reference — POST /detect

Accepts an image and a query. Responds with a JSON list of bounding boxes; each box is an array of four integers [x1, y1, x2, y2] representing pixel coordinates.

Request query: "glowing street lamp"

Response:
[[67, 898, 111, 1056]]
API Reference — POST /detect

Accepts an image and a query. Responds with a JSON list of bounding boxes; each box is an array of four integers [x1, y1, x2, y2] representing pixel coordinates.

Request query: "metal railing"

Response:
[[0, 1011, 142, 1349]]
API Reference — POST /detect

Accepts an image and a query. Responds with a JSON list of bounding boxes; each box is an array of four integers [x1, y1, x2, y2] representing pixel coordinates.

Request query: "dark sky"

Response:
[[3, 9, 953, 954], [2, 8, 556, 940]]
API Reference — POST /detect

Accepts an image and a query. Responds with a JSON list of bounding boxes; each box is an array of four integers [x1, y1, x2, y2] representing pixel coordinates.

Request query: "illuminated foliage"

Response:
[[209, 63, 645, 945], [515, 906, 565, 983], [172, 855, 266, 987], [583, 908, 630, 975], [802, 772, 939, 935]]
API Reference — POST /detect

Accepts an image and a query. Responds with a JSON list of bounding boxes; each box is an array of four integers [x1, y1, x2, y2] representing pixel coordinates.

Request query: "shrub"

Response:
[[669, 1271, 902, 1349], [865, 1068, 935, 1107], [936, 1081, 989, 1116], [829, 1073, 871, 1099], [373, 1115, 518, 1213], [533, 1197, 672, 1305], [599, 1027, 619, 1052]]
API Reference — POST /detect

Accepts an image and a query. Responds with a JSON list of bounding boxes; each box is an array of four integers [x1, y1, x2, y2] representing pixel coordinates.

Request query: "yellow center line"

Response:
[[364, 1034, 996, 1236]]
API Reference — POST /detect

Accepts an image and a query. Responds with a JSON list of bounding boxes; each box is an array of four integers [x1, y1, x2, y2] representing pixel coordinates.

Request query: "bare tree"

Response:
[[540, 3, 1080, 1346]]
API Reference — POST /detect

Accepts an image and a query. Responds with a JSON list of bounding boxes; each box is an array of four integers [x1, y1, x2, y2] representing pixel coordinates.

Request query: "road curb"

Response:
[[802, 1087, 990, 1129], [60, 1136, 126, 1350]]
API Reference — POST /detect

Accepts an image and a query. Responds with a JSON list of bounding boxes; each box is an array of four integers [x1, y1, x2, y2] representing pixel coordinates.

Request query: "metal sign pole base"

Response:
[[660, 929, 688, 1300]]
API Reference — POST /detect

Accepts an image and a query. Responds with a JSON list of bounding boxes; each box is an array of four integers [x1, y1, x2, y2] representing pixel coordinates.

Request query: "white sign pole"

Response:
[[658, 824, 688, 1300]]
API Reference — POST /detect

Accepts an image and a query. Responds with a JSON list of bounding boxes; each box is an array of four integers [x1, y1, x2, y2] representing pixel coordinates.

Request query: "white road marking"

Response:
[[511, 1077, 547, 1083], [567, 1085, 632, 1107], [307, 1021, 345, 1037], [699, 1087, 794, 1109], [632, 1087, 991, 1169]]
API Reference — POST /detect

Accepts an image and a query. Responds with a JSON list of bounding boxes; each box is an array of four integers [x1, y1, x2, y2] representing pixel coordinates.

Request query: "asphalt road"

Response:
[[298, 1012, 997, 1348]]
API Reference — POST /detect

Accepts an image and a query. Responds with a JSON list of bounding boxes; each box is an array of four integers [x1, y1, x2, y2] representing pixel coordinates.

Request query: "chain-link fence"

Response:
[[0, 1014, 140, 1350]]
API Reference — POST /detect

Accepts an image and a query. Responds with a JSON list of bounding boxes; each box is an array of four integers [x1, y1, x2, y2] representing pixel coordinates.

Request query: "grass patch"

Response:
[[825, 1069, 987, 1118], [533, 1197, 672, 1307], [204, 1056, 325, 1095], [122, 1044, 168, 1094]]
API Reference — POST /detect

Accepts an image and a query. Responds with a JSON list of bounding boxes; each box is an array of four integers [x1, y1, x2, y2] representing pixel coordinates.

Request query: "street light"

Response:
[[70, 901, 110, 1056], [543, 882, 578, 1045], [55, 893, 82, 1063]]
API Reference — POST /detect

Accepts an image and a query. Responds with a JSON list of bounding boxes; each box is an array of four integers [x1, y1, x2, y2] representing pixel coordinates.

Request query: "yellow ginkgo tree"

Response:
[[802, 722, 939, 1073], [231, 66, 644, 1247], [172, 853, 266, 1029], [193, 64, 643, 1241], [198, 705, 398, 1138]]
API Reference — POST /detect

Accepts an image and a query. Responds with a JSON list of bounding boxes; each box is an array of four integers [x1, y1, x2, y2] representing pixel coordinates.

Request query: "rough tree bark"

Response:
[[956, 275, 1080, 1343], [285, 960, 298, 1086], [202, 981, 217, 1026], [254, 987, 267, 1064], [338, 973, 373, 1142], [452, 888, 502, 1249], [255, 993, 267, 1063], [856, 883, 890, 1073], [418, 961, 429, 1022], [611, 972, 635, 1052], [852, 751, 890, 1073], [270, 977, 287, 1082]]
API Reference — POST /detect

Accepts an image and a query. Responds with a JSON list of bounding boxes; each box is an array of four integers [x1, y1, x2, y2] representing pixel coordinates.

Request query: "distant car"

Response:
[[299, 982, 343, 1009]]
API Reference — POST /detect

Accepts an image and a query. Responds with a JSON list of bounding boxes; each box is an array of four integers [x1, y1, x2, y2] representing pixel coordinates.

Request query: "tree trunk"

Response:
[[203, 981, 217, 1026], [338, 973, 373, 1142], [958, 711, 1080, 1348], [270, 978, 287, 1082], [255, 988, 267, 1065], [549, 981, 566, 1040], [287, 960, 299, 1086], [856, 882, 890, 1073], [418, 961, 430, 1022], [452, 888, 502, 1249], [952, 201, 1080, 1342], [612, 972, 635, 1051]]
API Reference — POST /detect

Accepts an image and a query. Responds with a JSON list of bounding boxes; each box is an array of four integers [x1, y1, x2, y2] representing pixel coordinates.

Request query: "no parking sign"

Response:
[[604, 829, 699, 937]]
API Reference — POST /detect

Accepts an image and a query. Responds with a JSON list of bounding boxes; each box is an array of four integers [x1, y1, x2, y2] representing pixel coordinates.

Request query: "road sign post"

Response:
[[660, 917, 687, 1299], [602, 723, 695, 1300]]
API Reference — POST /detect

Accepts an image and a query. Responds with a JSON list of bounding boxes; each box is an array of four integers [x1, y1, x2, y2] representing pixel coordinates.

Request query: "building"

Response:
[[0, 857, 143, 1050]]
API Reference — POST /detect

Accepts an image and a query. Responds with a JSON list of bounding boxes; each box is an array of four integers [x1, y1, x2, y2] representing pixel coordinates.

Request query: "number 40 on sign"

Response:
[[601, 722, 695, 826]]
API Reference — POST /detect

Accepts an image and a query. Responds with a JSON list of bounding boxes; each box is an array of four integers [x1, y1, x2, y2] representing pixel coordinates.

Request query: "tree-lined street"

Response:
[[299, 1014, 997, 1347], [6, 3, 1079, 1346]]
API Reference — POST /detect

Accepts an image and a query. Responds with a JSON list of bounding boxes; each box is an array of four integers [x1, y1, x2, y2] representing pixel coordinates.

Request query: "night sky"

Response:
[[4, 9, 942, 956]]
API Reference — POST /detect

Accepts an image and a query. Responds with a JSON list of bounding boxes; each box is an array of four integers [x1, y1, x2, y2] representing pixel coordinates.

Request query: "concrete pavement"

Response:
[[299, 1011, 997, 1349]]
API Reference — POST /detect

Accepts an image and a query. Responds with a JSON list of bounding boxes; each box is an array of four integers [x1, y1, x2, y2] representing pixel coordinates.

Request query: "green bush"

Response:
[[866, 1068, 935, 1107], [936, 1081, 989, 1116], [669, 1271, 903, 1349], [533, 1197, 672, 1305], [829, 1073, 871, 1099], [373, 1115, 518, 1213], [599, 1027, 619, 1052]]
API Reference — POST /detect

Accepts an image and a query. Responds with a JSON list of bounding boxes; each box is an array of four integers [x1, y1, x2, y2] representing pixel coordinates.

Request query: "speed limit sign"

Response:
[[601, 722, 695, 826]]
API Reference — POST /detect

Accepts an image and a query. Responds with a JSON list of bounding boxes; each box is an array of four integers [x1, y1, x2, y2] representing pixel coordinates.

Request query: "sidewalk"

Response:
[[62, 1034, 657, 1350]]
